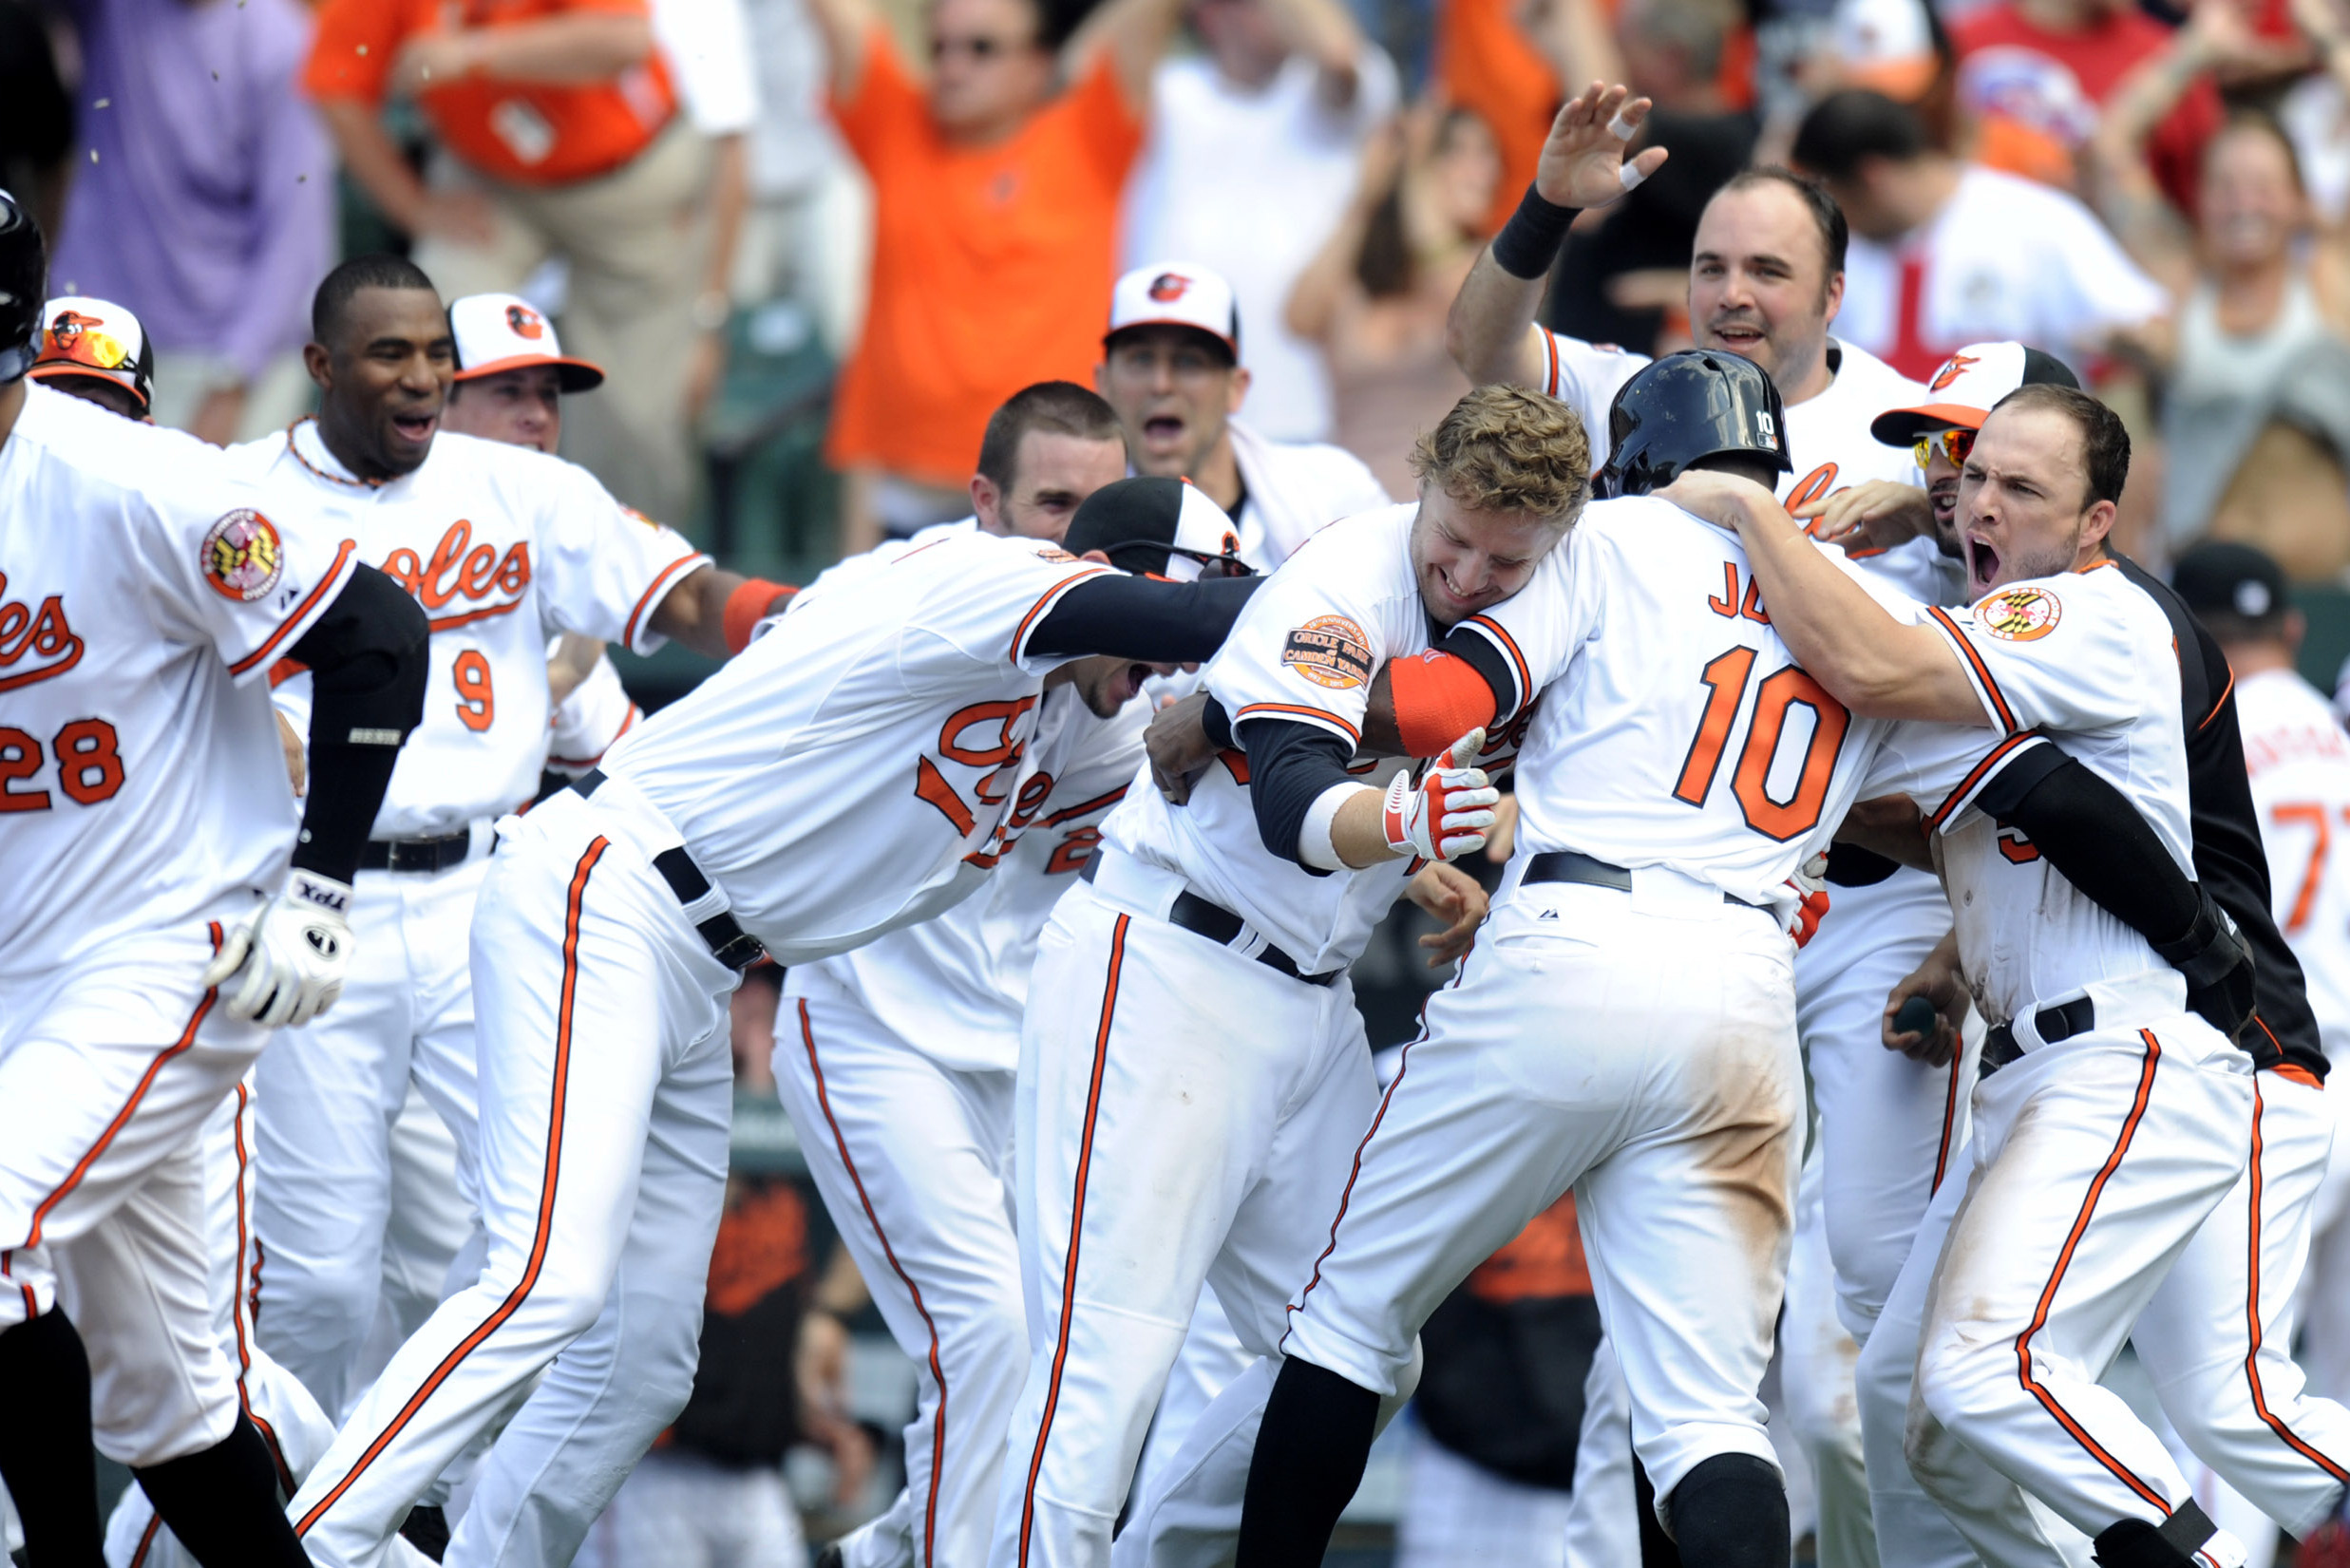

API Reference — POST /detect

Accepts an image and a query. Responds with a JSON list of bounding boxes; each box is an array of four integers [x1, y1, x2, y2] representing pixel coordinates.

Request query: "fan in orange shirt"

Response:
[[807, 0, 1188, 554]]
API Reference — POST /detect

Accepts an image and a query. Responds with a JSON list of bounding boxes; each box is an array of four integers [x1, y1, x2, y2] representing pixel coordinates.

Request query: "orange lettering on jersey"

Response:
[[1708, 562, 1738, 618], [376, 525, 534, 633], [1706, 564, 1772, 625], [913, 756, 977, 837], [0, 576, 86, 694], [938, 698, 1037, 768], [1997, 827, 2040, 864], [1787, 463, 1839, 519]]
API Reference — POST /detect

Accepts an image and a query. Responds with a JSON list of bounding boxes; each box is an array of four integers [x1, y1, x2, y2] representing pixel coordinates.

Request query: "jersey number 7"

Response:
[[1672, 645, 1850, 841]]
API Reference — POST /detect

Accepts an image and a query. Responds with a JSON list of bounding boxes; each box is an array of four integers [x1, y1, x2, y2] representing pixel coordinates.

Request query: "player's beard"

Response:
[[1982, 518, 2086, 595]]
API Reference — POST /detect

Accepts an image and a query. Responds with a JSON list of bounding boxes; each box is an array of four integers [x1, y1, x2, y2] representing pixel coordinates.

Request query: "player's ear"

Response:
[[1079, 548, 1113, 565]]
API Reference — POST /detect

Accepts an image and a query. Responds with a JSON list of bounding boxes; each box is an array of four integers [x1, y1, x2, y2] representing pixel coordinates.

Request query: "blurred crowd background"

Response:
[[14, 0, 2350, 1559]]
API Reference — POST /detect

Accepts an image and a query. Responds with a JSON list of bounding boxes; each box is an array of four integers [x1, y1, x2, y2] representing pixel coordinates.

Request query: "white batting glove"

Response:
[[200, 870, 355, 1028], [1383, 727, 1500, 862]]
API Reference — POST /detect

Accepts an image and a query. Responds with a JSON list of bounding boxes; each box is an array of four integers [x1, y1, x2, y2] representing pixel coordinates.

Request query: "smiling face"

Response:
[[307, 285, 454, 481], [1410, 483, 1569, 626], [1688, 182, 1841, 392], [1097, 326, 1247, 480], [1954, 405, 2113, 595], [442, 364, 564, 453], [2200, 123, 2304, 272]]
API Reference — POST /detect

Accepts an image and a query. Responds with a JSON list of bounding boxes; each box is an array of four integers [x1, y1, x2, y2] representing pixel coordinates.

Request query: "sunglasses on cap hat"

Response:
[[1911, 427, 1975, 469], [1166, 544, 1257, 580]]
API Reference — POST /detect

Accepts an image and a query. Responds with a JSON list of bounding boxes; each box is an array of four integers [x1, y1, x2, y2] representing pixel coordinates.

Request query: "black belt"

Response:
[[361, 832, 473, 874], [572, 770, 766, 973], [1525, 850, 1762, 910], [1981, 996, 2097, 1075], [1081, 856, 1341, 988]]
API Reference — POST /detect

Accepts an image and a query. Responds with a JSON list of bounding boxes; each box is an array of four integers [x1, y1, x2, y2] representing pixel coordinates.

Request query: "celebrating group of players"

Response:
[[6, 73, 2350, 1568]]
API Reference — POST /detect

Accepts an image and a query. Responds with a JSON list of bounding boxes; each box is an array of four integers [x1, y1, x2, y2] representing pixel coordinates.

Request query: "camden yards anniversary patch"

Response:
[[1282, 614, 1374, 690]]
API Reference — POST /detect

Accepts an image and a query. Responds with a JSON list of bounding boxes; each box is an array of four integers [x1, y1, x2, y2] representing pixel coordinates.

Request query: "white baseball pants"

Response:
[[1794, 869, 1973, 1344], [0, 909, 268, 1466], [1898, 989, 2257, 1556], [777, 972, 1030, 1568], [287, 785, 735, 1568], [992, 877, 1383, 1568], [102, 1072, 339, 1567], [1275, 873, 1803, 1512], [255, 852, 487, 1420], [1780, 1152, 1879, 1568]]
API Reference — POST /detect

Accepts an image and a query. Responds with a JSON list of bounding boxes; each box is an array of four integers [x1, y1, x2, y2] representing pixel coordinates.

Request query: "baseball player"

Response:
[[1681, 386, 2274, 1568], [13, 291, 350, 1568], [784, 471, 1252, 1568], [2183, 542, 2350, 1427], [284, 478, 1261, 1568], [233, 256, 791, 1445], [1455, 91, 1987, 1549], [1094, 261, 1393, 564], [1230, 356, 2254, 1568], [989, 384, 1579, 1568], [437, 290, 652, 778], [1856, 536, 2350, 1567], [0, 193, 429, 1566]]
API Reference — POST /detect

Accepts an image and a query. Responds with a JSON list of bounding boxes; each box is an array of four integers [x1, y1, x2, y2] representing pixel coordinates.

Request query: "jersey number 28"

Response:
[[1673, 646, 1849, 841], [0, 719, 126, 812]]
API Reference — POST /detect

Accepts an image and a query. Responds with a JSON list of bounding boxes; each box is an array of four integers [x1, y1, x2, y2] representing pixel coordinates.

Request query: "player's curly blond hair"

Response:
[[1410, 385, 1592, 525]]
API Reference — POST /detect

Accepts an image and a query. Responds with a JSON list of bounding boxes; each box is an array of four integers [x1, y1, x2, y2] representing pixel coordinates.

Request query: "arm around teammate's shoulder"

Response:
[[1026, 573, 1260, 664], [1659, 470, 1988, 726]]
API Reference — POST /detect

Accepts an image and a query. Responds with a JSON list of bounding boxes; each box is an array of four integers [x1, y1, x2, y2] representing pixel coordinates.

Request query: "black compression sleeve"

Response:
[[1203, 694, 1234, 750], [1237, 716, 1358, 869], [1027, 575, 1260, 663], [1976, 746, 2199, 945], [286, 564, 428, 881]]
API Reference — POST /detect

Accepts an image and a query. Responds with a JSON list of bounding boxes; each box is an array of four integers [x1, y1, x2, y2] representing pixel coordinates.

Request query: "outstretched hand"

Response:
[[1535, 82, 1671, 210]]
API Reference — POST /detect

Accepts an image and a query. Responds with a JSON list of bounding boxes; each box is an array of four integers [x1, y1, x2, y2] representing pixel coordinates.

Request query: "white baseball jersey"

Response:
[[1451, 495, 1976, 916], [1893, 563, 2195, 1026], [1106, 503, 1452, 975], [796, 690, 1148, 1071], [2229, 666, 2350, 1056], [0, 385, 353, 981], [1541, 334, 1961, 607], [601, 529, 1115, 960], [229, 419, 706, 838]]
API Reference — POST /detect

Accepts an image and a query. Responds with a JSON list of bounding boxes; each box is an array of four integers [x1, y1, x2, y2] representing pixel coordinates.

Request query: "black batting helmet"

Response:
[[1597, 349, 1792, 499], [0, 190, 43, 385]]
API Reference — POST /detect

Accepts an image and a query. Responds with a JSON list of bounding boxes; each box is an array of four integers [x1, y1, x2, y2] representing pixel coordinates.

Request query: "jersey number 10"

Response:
[[1672, 645, 1849, 842]]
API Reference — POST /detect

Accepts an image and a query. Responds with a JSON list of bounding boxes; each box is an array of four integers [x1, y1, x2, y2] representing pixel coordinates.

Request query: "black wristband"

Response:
[[2151, 888, 2250, 990], [1491, 182, 1580, 281]]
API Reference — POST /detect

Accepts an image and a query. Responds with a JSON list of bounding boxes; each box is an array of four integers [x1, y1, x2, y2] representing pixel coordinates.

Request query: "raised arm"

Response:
[[1026, 574, 1260, 663], [806, 0, 879, 103], [1262, 0, 1373, 108], [1659, 471, 1985, 722], [388, 11, 654, 95], [1446, 82, 1668, 387], [1063, 0, 1188, 111]]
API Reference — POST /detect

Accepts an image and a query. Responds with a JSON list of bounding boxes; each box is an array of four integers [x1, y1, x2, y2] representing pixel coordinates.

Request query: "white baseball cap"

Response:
[[1832, 0, 1938, 104], [448, 293, 604, 391], [1105, 262, 1240, 359], [29, 295, 153, 410], [1869, 340, 2081, 445]]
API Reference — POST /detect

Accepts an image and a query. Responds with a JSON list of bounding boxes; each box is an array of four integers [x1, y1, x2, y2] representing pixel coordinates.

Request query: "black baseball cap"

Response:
[[1063, 476, 1254, 581], [2173, 541, 2291, 627]]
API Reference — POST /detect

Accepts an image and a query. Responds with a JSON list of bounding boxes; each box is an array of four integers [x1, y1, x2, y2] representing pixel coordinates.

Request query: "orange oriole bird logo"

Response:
[[1147, 273, 1191, 303], [505, 304, 546, 340], [1929, 353, 1979, 393]]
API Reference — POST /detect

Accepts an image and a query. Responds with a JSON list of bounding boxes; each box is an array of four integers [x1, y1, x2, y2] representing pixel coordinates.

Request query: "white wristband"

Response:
[[1298, 783, 1365, 873]]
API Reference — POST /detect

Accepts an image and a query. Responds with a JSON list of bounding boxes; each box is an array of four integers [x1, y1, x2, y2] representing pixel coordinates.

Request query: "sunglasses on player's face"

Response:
[[1169, 547, 1257, 580], [1912, 426, 1977, 470]]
